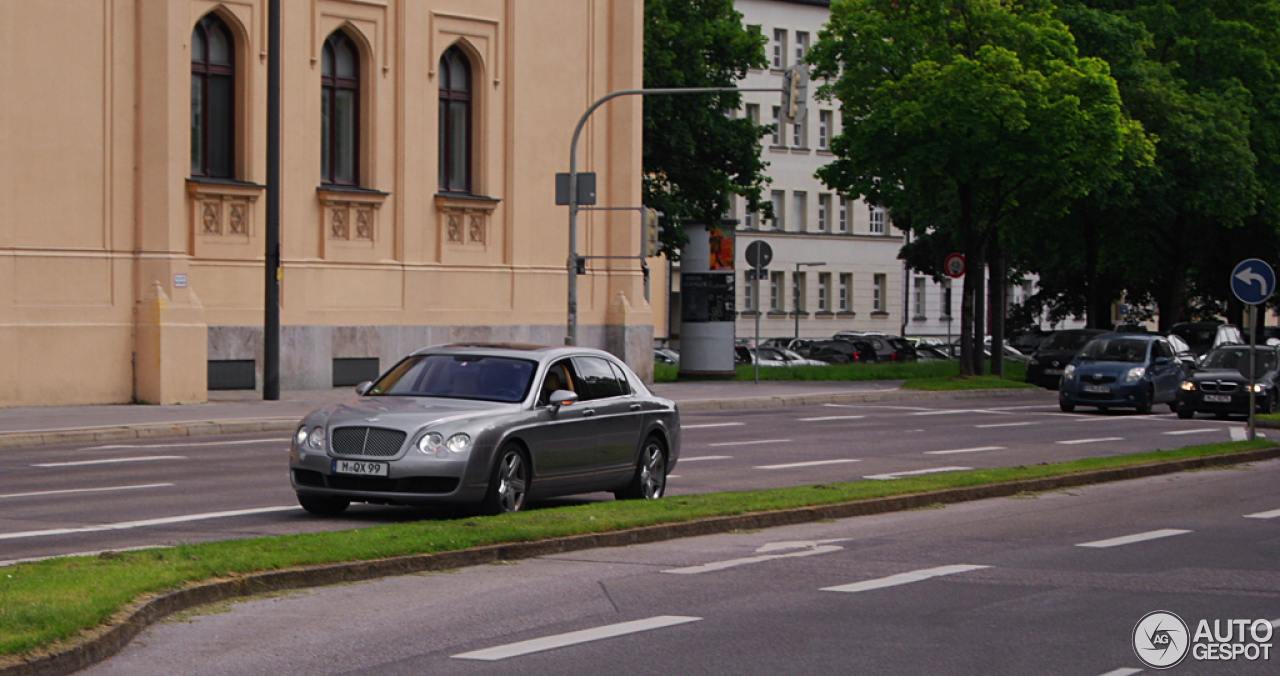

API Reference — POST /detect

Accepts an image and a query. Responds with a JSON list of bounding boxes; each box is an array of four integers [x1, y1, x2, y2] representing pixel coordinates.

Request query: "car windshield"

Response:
[[1042, 332, 1094, 351], [367, 354, 536, 402], [1078, 338, 1149, 363], [1171, 325, 1217, 347], [1202, 349, 1276, 377]]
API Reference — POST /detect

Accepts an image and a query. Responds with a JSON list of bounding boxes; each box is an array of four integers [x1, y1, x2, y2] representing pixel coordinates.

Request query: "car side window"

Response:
[[538, 359, 579, 406], [573, 357, 624, 401], [607, 361, 632, 396]]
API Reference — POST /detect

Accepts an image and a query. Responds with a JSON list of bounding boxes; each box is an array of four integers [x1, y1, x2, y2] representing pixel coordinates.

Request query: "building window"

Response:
[[771, 106, 783, 146], [913, 277, 926, 317], [839, 273, 851, 311], [191, 14, 235, 179], [874, 274, 886, 311], [772, 29, 787, 69], [792, 191, 806, 232], [743, 197, 756, 229], [770, 271, 783, 310], [818, 110, 832, 150], [818, 273, 831, 311], [321, 31, 360, 186], [795, 31, 809, 64], [817, 194, 831, 232], [744, 276, 754, 311], [942, 279, 953, 319], [792, 114, 805, 148], [770, 190, 784, 230], [438, 46, 473, 193], [838, 198, 849, 233], [745, 103, 760, 125], [869, 205, 886, 235]]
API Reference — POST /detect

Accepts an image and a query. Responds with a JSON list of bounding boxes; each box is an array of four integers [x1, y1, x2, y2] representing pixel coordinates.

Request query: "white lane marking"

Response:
[[451, 616, 702, 661], [83, 438, 287, 451], [1243, 508, 1280, 519], [0, 544, 165, 568], [1271, 618, 1280, 629], [1230, 426, 1248, 441], [825, 403, 932, 411], [663, 542, 845, 575], [797, 415, 866, 421], [924, 446, 1006, 456], [910, 409, 1007, 417], [682, 422, 746, 430], [755, 539, 850, 553], [9, 418, 299, 435], [756, 459, 861, 470], [864, 467, 972, 480], [708, 439, 790, 447], [1056, 437, 1125, 445], [986, 405, 1054, 411], [666, 475, 680, 479], [0, 506, 299, 541], [32, 456, 187, 468], [0, 483, 173, 500], [676, 455, 732, 463], [822, 564, 990, 593], [975, 422, 1039, 429], [1163, 429, 1221, 436], [1097, 669, 1143, 676], [1076, 529, 1191, 549]]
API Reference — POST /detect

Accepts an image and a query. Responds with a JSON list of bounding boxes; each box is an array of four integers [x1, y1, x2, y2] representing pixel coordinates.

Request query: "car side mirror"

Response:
[[1153, 357, 1170, 366], [355, 381, 373, 396], [549, 389, 579, 411]]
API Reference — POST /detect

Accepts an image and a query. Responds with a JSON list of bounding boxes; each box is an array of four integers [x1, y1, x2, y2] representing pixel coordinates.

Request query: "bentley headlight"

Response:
[[1063, 364, 1075, 379], [308, 427, 325, 449], [418, 432, 444, 454], [1124, 367, 1145, 382], [445, 433, 471, 453], [295, 426, 309, 447], [1180, 381, 1196, 391]]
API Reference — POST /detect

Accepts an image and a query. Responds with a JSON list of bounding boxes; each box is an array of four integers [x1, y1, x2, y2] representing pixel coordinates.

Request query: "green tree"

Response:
[[809, 0, 1150, 375], [643, 0, 773, 256]]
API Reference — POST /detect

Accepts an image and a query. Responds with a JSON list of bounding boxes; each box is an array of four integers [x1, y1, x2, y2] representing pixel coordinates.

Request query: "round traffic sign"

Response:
[[944, 253, 966, 279], [745, 240, 773, 269], [1231, 258, 1276, 305]]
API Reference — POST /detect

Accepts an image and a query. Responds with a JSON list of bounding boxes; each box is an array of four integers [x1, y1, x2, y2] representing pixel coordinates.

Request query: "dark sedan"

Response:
[[1025, 329, 1105, 389], [1176, 346, 1279, 419], [289, 344, 680, 515]]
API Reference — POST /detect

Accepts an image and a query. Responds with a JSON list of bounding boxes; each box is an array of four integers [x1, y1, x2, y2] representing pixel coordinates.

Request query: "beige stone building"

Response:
[[0, 0, 659, 407]]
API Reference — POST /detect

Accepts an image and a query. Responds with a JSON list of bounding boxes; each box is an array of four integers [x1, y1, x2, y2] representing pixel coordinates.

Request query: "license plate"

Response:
[[1044, 369, 1064, 376], [332, 460, 388, 476], [1204, 394, 1232, 403], [1083, 384, 1110, 394]]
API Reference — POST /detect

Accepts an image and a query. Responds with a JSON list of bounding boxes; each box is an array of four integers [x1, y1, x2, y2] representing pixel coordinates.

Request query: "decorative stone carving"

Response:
[[315, 188, 388, 259], [202, 201, 221, 234], [433, 194, 501, 250], [186, 179, 263, 258], [468, 215, 484, 244], [447, 214, 463, 242], [330, 207, 348, 239], [228, 202, 247, 235], [356, 208, 372, 239]]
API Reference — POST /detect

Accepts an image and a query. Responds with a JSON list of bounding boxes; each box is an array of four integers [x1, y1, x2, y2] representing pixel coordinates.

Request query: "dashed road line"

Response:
[[1162, 429, 1221, 436], [676, 455, 732, 463], [0, 506, 299, 541], [1076, 529, 1191, 549], [1243, 508, 1280, 519], [682, 422, 746, 430], [910, 409, 1010, 417], [32, 456, 187, 468], [82, 438, 286, 451], [451, 616, 702, 661], [974, 422, 1038, 429], [924, 446, 1006, 456], [708, 439, 790, 447], [1056, 437, 1125, 445], [864, 467, 972, 480], [756, 459, 861, 470], [662, 541, 845, 575], [821, 564, 990, 593], [0, 483, 173, 500], [824, 403, 932, 411], [797, 415, 865, 422], [1097, 669, 1143, 676]]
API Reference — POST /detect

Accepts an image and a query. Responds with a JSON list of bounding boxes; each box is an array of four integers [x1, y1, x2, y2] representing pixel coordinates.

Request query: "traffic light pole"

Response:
[[565, 86, 782, 346]]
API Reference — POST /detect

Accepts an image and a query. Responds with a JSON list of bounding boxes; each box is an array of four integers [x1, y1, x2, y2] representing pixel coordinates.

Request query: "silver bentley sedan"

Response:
[[289, 343, 681, 515]]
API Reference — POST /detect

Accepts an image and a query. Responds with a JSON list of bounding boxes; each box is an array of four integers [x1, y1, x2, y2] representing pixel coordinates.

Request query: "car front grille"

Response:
[[1199, 381, 1239, 393], [331, 426, 408, 458], [1082, 375, 1117, 384]]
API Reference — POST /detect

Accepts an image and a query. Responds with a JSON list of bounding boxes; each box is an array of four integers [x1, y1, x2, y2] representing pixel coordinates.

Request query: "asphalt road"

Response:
[[0, 392, 1261, 565], [81, 457, 1280, 676]]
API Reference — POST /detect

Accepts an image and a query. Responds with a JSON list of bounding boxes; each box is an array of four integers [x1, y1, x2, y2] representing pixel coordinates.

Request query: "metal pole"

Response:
[[794, 263, 800, 341], [263, 0, 280, 400], [1249, 304, 1257, 441], [754, 269, 761, 384], [565, 87, 781, 346]]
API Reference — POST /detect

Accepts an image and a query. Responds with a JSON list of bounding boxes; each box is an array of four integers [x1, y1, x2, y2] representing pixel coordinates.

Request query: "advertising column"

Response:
[[678, 220, 737, 378]]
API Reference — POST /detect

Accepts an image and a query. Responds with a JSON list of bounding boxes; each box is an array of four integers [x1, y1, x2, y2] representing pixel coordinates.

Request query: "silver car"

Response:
[[289, 344, 681, 515]]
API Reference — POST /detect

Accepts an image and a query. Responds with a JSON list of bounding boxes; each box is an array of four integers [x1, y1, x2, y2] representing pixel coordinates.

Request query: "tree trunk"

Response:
[[971, 244, 987, 376], [989, 242, 1005, 377], [958, 188, 976, 377]]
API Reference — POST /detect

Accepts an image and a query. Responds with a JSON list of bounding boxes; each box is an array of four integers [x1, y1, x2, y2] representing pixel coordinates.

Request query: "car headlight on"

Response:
[[445, 433, 471, 453], [1247, 383, 1268, 393], [1124, 367, 1146, 382], [1180, 381, 1197, 391], [294, 426, 309, 447], [417, 432, 444, 454], [1063, 364, 1075, 379], [308, 427, 325, 449]]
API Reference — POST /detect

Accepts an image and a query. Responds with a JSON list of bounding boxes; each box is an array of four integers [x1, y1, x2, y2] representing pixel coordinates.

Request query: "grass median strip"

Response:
[[0, 439, 1273, 661]]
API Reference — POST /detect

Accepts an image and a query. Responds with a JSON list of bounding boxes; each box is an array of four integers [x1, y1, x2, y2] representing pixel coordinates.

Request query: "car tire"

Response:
[[1214, 412, 1230, 420], [615, 436, 667, 501], [1177, 404, 1194, 419], [1135, 387, 1154, 415], [1167, 402, 1178, 413], [481, 444, 529, 515], [297, 494, 349, 516], [1059, 401, 1075, 413]]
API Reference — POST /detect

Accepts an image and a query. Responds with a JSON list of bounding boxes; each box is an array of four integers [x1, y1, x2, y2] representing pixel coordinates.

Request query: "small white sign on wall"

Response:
[[174, 274, 187, 288]]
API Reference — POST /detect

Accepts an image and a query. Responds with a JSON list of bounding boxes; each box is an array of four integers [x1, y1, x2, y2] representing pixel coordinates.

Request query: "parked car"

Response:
[[653, 348, 680, 366], [1025, 329, 1106, 389], [1169, 322, 1244, 358], [804, 339, 876, 364], [1058, 334, 1185, 414], [289, 344, 680, 516], [1175, 345, 1279, 419], [833, 332, 918, 361], [916, 345, 954, 361], [1163, 333, 1198, 376], [1009, 330, 1052, 353]]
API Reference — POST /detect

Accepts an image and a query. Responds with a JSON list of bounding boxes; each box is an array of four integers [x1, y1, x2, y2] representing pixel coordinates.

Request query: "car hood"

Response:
[[1072, 360, 1144, 378], [1032, 349, 1080, 366], [317, 396, 515, 432], [1187, 368, 1248, 384]]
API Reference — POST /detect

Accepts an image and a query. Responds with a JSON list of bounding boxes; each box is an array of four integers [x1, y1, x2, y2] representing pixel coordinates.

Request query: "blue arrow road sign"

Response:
[[1231, 258, 1276, 305]]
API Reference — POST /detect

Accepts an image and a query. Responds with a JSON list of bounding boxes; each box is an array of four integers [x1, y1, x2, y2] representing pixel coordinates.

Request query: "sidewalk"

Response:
[[0, 380, 1047, 448]]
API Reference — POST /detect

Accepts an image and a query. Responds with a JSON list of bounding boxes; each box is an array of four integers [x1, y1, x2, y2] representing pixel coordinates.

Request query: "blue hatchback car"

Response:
[[1059, 333, 1184, 414]]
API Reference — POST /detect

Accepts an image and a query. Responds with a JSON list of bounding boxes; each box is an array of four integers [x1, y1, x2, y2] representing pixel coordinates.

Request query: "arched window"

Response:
[[438, 46, 472, 193], [321, 31, 360, 185], [191, 14, 235, 178]]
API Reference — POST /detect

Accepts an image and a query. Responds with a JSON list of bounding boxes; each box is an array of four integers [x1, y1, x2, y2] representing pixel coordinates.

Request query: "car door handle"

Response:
[[630, 403, 642, 411], [583, 409, 596, 417]]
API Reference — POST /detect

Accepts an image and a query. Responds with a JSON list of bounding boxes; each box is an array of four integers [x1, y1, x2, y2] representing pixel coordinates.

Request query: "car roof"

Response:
[[1093, 332, 1160, 342], [410, 343, 622, 364]]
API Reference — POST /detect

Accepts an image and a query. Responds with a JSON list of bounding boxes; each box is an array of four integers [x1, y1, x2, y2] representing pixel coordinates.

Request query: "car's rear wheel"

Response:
[[297, 494, 349, 516], [1136, 387, 1154, 415], [615, 436, 667, 501], [1059, 401, 1075, 413], [481, 444, 529, 515]]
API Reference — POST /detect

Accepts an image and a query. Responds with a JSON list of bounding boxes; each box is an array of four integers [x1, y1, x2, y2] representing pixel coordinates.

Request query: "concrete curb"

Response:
[[0, 387, 1043, 448], [3, 443, 1276, 676]]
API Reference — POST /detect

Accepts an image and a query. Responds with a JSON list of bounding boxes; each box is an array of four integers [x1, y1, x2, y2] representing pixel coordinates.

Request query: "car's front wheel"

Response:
[[481, 444, 529, 515], [615, 436, 667, 501], [297, 494, 349, 516], [1176, 404, 1195, 419], [1060, 401, 1075, 413]]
